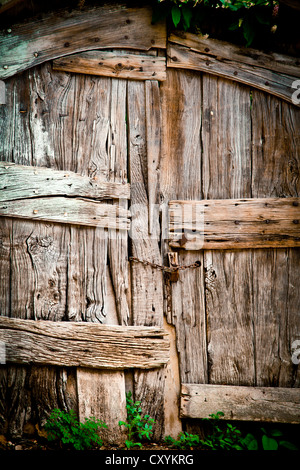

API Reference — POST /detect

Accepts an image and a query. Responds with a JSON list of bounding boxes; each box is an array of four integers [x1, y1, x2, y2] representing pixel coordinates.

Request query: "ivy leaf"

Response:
[[171, 5, 182, 28], [242, 18, 255, 46], [182, 5, 193, 31], [262, 435, 278, 450]]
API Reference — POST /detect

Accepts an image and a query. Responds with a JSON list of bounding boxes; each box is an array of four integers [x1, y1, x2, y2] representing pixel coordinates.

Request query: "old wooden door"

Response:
[[159, 67, 300, 425]]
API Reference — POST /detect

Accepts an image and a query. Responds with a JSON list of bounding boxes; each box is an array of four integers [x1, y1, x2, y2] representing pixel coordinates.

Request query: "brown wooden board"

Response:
[[167, 42, 300, 106], [53, 50, 167, 82], [127, 79, 165, 440], [169, 32, 300, 78], [0, 161, 130, 200], [181, 384, 300, 423], [0, 4, 166, 79], [0, 316, 169, 370], [169, 197, 300, 250], [160, 69, 208, 385]]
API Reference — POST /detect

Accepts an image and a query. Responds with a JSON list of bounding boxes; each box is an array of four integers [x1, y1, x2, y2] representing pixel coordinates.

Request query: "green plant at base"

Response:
[[165, 432, 200, 449], [44, 408, 107, 450], [242, 427, 298, 451], [119, 391, 155, 449], [199, 411, 246, 450]]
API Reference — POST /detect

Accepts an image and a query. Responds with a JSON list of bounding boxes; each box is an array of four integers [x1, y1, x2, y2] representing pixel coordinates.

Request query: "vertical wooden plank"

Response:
[[202, 75, 255, 386], [127, 80, 165, 440], [159, 69, 207, 436], [107, 78, 130, 327], [160, 70, 207, 381], [64, 75, 127, 444], [146, 80, 161, 236], [251, 91, 300, 387]]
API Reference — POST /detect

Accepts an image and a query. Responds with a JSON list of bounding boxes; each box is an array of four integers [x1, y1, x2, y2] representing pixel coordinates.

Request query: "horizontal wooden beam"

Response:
[[0, 197, 130, 230], [53, 50, 167, 81], [181, 384, 300, 424], [0, 161, 130, 201], [0, 4, 166, 79], [169, 197, 300, 250], [167, 34, 300, 106], [169, 32, 300, 78], [0, 316, 169, 370]]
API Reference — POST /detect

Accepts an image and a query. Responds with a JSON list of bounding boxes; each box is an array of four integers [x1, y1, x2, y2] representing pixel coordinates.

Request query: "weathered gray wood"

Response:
[[169, 197, 300, 250], [0, 81, 5, 105], [181, 384, 300, 423], [0, 197, 130, 229], [202, 74, 255, 386], [128, 79, 165, 440], [146, 80, 161, 235], [107, 78, 131, 327], [167, 42, 299, 106], [251, 90, 300, 388], [169, 32, 300, 78], [77, 369, 127, 445], [0, 161, 130, 201], [0, 4, 166, 79], [0, 316, 169, 370], [53, 50, 167, 81]]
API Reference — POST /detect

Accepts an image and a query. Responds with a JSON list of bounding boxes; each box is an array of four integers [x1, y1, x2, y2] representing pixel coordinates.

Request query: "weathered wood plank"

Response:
[[159, 69, 207, 437], [0, 197, 130, 229], [251, 90, 300, 388], [146, 80, 161, 235], [0, 4, 166, 79], [167, 42, 299, 106], [53, 50, 167, 81], [180, 384, 300, 423], [169, 197, 300, 250], [128, 79, 165, 440], [169, 32, 300, 78], [0, 316, 169, 370], [202, 75, 255, 386], [0, 161, 130, 201]]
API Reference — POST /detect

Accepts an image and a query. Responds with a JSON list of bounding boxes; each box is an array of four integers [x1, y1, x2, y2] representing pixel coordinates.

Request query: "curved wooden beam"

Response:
[[0, 4, 166, 79]]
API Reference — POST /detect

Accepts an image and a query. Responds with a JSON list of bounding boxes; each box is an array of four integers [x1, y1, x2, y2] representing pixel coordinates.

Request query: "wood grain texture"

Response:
[[0, 4, 166, 79], [251, 90, 300, 388], [0, 161, 130, 201], [202, 74, 255, 386], [0, 316, 169, 370], [127, 80, 165, 440], [0, 197, 130, 229], [169, 197, 300, 249], [160, 69, 207, 387], [181, 384, 300, 423], [169, 32, 300, 78], [167, 42, 299, 106], [53, 50, 167, 81]]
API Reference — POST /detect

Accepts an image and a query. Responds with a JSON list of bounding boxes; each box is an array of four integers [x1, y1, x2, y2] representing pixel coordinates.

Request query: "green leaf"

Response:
[[182, 5, 193, 30], [279, 440, 298, 450], [171, 5, 182, 28], [262, 435, 278, 450], [242, 18, 255, 46]]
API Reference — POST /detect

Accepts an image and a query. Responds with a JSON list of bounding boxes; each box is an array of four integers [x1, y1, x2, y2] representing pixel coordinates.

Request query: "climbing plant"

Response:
[[152, 0, 280, 46]]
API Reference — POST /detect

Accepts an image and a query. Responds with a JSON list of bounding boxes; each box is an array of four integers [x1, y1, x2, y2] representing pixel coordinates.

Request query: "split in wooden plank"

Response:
[[0, 316, 169, 370], [0, 197, 130, 230], [53, 50, 167, 81], [168, 197, 300, 250], [169, 32, 300, 78], [167, 42, 300, 106], [0, 161, 130, 201], [0, 4, 166, 79], [180, 383, 300, 424]]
